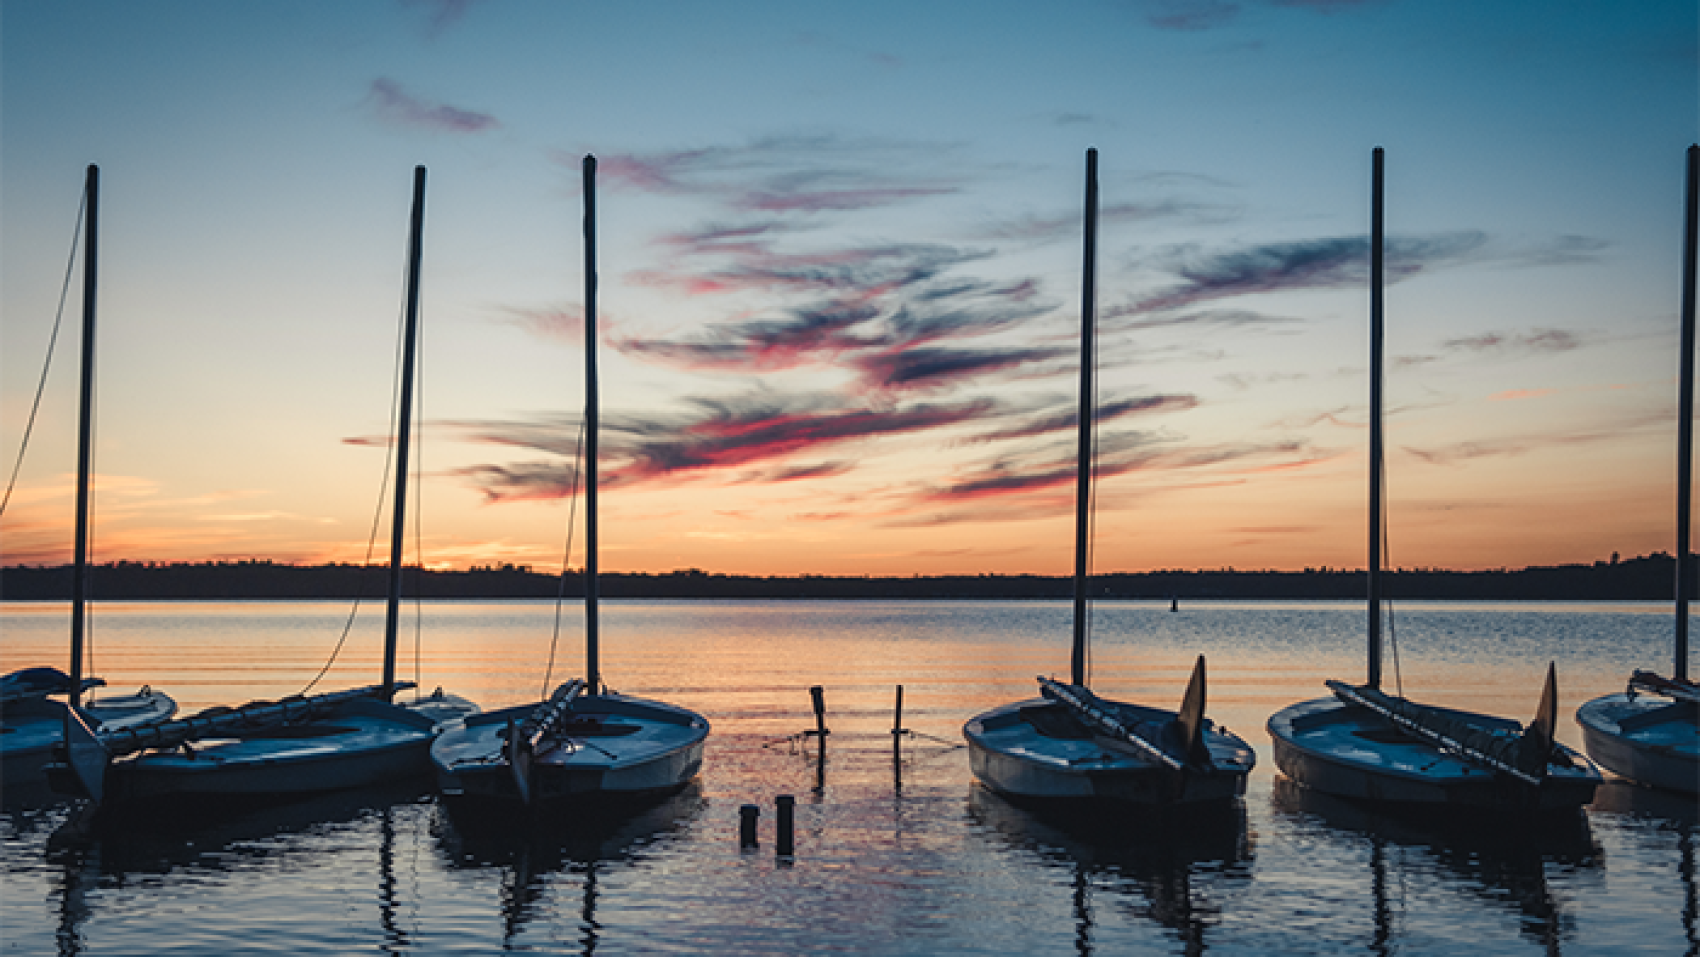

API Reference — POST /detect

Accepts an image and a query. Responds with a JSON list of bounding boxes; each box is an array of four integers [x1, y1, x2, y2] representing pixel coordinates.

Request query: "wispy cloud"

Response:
[[452, 461, 576, 503], [502, 305, 584, 344], [618, 303, 885, 372], [970, 394, 1199, 443], [585, 135, 961, 214], [1134, 0, 1378, 32], [1489, 388, 1558, 401], [747, 461, 857, 483], [1138, 0, 1243, 31], [1401, 419, 1636, 466], [629, 242, 987, 299], [619, 249, 1057, 394], [1271, 0, 1381, 12], [401, 0, 487, 37], [447, 395, 997, 501], [979, 200, 1222, 242], [906, 433, 1320, 516], [1105, 306, 1301, 333], [1441, 329, 1582, 357], [1402, 439, 1526, 466], [615, 397, 996, 484], [851, 345, 1072, 394], [1503, 235, 1610, 268], [367, 78, 498, 133], [1123, 233, 1487, 316]]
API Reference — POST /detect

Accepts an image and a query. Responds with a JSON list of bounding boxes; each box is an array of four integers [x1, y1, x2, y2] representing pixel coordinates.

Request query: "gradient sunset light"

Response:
[[2, 1, 1695, 577]]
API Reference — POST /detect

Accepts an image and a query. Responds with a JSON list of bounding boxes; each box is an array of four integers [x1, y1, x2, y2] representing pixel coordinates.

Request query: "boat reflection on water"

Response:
[[43, 781, 434, 956], [966, 785, 1253, 954], [432, 783, 704, 953], [1589, 780, 1699, 954], [1270, 777, 1603, 954], [3, 771, 68, 829]]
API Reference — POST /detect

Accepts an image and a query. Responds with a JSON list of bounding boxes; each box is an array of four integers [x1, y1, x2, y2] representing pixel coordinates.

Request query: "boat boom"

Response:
[[519, 678, 587, 752], [1629, 669, 1700, 704], [1039, 676, 1185, 771], [1326, 679, 1545, 786], [89, 682, 417, 758]]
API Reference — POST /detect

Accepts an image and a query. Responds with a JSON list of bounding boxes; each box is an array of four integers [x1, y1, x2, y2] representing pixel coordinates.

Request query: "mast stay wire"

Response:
[[410, 299, 426, 698], [542, 418, 587, 697], [0, 188, 87, 521], [1381, 426, 1404, 698], [300, 244, 414, 696]]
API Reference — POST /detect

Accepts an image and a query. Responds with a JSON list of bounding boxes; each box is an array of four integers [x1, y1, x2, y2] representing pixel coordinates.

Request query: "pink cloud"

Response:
[[504, 305, 584, 343], [368, 78, 498, 134]]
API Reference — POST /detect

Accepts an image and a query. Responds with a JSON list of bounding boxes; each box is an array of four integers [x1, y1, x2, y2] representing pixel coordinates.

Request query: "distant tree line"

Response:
[[0, 552, 1688, 601]]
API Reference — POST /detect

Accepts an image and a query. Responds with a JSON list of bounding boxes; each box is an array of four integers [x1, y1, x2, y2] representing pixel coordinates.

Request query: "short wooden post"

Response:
[[775, 794, 795, 857], [739, 804, 759, 848], [806, 686, 829, 739]]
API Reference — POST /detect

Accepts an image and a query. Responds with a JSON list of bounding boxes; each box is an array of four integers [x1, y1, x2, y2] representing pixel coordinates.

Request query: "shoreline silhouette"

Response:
[[0, 552, 1684, 601]]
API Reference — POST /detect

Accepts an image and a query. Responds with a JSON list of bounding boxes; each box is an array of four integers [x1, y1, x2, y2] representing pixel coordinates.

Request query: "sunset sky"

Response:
[[2, 0, 1695, 577]]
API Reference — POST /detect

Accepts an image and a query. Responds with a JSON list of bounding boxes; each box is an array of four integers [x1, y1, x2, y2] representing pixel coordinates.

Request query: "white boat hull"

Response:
[[1269, 695, 1600, 810], [1576, 693, 1698, 794], [432, 693, 708, 807], [2, 689, 175, 786], [963, 697, 1253, 805], [98, 697, 436, 802]]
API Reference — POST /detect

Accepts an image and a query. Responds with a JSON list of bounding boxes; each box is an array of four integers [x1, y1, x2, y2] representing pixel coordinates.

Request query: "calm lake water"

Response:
[[1, 599, 1695, 955]]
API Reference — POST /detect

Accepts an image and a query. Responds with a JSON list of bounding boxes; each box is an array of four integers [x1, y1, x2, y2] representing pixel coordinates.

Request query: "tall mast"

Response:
[[1070, 148, 1098, 688], [1677, 144, 1698, 683], [69, 165, 98, 709], [583, 154, 601, 693], [382, 165, 427, 700], [1368, 147, 1385, 690]]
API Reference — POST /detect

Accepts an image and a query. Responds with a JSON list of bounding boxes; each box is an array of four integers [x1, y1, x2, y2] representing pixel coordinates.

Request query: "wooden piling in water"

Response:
[[775, 794, 795, 857], [739, 804, 759, 848], [805, 685, 829, 738]]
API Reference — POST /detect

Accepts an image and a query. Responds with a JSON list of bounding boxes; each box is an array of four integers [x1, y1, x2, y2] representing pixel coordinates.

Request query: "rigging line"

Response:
[[1381, 448, 1403, 697], [543, 416, 588, 697], [410, 303, 426, 697], [84, 266, 102, 693], [83, 167, 100, 688], [0, 188, 87, 521], [1085, 379, 1098, 686], [1082, 263, 1100, 686], [300, 270, 411, 696]]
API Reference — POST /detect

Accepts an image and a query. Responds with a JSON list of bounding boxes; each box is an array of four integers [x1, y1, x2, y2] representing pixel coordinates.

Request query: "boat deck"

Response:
[[1270, 694, 1600, 808], [433, 693, 709, 801], [107, 697, 437, 799], [965, 697, 1254, 804], [1576, 693, 1698, 793]]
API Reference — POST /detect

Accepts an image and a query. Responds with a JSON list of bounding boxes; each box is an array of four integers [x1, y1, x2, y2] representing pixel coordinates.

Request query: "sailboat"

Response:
[[962, 149, 1256, 806], [430, 155, 709, 809], [1575, 145, 1700, 794], [1267, 148, 1600, 810], [51, 166, 471, 806], [2, 166, 176, 788]]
